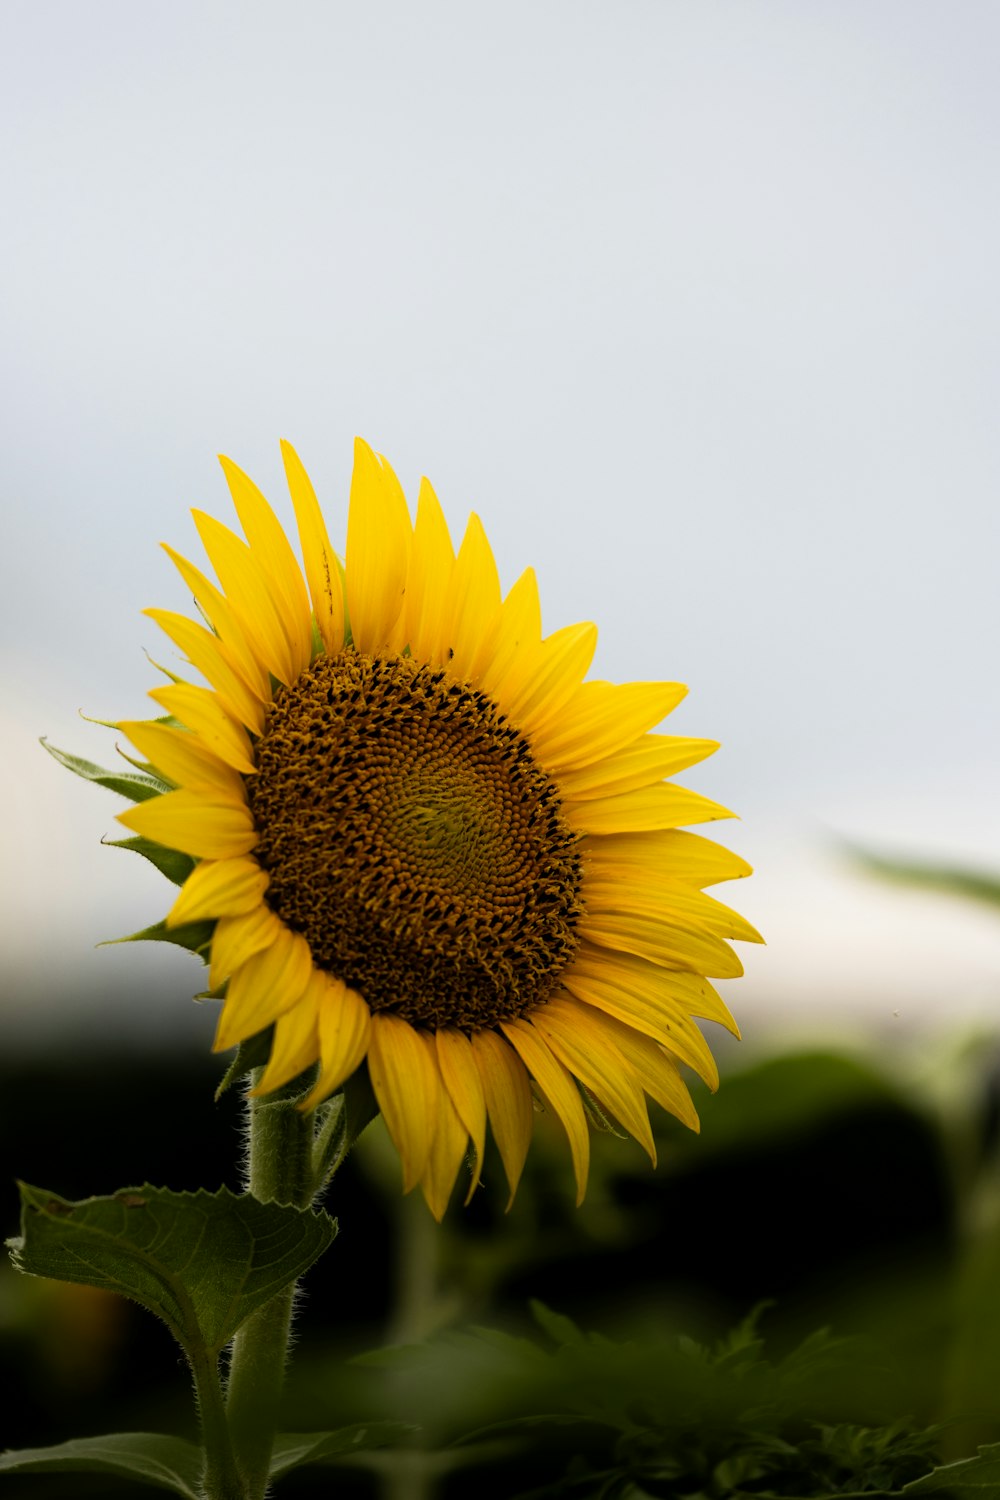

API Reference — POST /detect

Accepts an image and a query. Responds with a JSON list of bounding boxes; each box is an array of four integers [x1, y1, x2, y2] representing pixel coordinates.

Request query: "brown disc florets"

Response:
[[246, 650, 584, 1029]]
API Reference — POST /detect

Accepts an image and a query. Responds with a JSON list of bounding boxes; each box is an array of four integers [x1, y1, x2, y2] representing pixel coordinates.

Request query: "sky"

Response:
[[2, 0, 998, 1054]]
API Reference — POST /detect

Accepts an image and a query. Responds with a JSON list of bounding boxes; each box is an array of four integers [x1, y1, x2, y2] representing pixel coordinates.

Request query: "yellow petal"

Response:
[[584, 878, 764, 945], [346, 439, 412, 654], [565, 783, 734, 836], [445, 513, 501, 683], [299, 977, 372, 1111], [118, 720, 244, 798], [571, 940, 740, 1026], [118, 790, 257, 861], [254, 1002, 320, 1095], [591, 1014, 700, 1133], [558, 735, 719, 800], [214, 927, 313, 1051], [562, 950, 721, 1089], [420, 1035, 469, 1220], [503, 622, 598, 738], [168, 856, 269, 927], [470, 1029, 534, 1209], [193, 510, 298, 685], [367, 1013, 440, 1192], [209, 905, 283, 989], [149, 683, 257, 776], [162, 544, 271, 698], [500, 1019, 590, 1205], [144, 608, 266, 734], [531, 680, 688, 770], [401, 477, 456, 664], [477, 567, 543, 701], [583, 829, 752, 889], [435, 1030, 487, 1202], [219, 454, 313, 678], [530, 997, 655, 1165], [581, 910, 745, 978], [281, 440, 346, 656]]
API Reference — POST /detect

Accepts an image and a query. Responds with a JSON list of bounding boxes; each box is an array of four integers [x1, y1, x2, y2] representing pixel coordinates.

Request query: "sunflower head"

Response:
[[118, 439, 760, 1218]]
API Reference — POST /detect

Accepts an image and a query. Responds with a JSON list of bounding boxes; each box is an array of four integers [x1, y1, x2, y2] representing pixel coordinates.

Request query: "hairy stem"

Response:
[[190, 1346, 244, 1500], [224, 1073, 315, 1500]]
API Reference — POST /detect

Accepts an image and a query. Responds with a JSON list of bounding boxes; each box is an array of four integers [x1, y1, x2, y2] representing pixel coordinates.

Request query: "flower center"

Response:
[[247, 651, 584, 1030]]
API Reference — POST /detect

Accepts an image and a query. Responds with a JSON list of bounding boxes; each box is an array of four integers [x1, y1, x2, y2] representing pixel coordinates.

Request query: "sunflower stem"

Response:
[[190, 1346, 244, 1500], [224, 1072, 315, 1500]]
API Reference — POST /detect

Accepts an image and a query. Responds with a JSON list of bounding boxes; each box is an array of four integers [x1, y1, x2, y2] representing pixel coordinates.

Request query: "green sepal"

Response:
[[41, 738, 169, 802], [0, 1432, 203, 1498], [103, 835, 197, 887], [115, 747, 162, 775], [309, 1067, 381, 1195], [215, 1026, 275, 1099], [8, 1182, 337, 1361], [341, 1065, 380, 1143], [576, 1082, 628, 1139], [145, 649, 186, 684], [269, 1422, 417, 1479], [102, 917, 214, 957]]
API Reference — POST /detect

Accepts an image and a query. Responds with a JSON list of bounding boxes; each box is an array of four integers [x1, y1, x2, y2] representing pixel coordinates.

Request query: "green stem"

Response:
[[190, 1347, 244, 1500], [225, 1073, 315, 1500]]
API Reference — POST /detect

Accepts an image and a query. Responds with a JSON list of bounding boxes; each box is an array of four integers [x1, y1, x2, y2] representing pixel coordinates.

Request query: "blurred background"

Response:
[[1, 2, 999, 1493]]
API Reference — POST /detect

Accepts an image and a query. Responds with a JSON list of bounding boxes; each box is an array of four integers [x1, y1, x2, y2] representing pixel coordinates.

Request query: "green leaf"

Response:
[[530, 1301, 587, 1348], [103, 917, 214, 956], [269, 1422, 417, 1478], [103, 835, 196, 887], [41, 739, 170, 802], [8, 1183, 337, 1360], [903, 1442, 1000, 1493], [853, 848, 1000, 914], [0, 1432, 203, 1498]]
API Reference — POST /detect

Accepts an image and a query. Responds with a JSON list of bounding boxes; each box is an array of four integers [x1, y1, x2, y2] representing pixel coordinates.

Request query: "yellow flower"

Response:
[[119, 440, 760, 1218]]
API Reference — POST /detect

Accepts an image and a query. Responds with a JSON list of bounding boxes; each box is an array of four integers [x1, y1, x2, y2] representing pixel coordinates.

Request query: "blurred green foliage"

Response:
[[4, 848, 1000, 1496]]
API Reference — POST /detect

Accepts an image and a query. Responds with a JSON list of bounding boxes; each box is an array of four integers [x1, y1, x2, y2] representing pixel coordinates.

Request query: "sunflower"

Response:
[[118, 440, 759, 1218]]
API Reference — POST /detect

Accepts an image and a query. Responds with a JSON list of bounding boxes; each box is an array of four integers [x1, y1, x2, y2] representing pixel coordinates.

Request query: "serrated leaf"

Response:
[[103, 918, 214, 956], [8, 1183, 337, 1359], [41, 739, 169, 802], [269, 1422, 417, 1478], [903, 1442, 1000, 1493], [104, 835, 196, 887], [0, 1432, 203, 1499]]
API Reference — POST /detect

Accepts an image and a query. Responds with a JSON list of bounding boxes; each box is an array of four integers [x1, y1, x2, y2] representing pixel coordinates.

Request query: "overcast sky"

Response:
[[3, 0, 998, 1052]]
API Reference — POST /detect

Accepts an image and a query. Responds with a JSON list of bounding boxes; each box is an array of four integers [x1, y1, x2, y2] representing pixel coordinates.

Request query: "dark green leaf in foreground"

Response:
[[0, 1432, 203, 1499], [41, 739, 170, 802], [903, 1441, 1000, 1493], [8, 1183, 337, 1358], [269, 1422, 417, 1478]]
